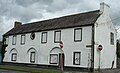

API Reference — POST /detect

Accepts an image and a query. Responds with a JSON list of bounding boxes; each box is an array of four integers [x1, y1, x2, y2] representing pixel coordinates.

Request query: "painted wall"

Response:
[[3, 26, 92, 68], [94, 3, 117, 69]]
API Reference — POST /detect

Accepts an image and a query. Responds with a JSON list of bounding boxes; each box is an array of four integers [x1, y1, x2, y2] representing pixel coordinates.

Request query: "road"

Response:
[[0, 69, 28, 73]]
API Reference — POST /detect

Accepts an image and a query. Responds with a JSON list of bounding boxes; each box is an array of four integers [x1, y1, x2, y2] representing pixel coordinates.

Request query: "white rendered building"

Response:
[[3, 3, 117, 70]]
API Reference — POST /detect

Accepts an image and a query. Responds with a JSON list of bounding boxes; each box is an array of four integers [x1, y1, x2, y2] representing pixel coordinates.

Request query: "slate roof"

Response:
[[4, 10, 100, 36]]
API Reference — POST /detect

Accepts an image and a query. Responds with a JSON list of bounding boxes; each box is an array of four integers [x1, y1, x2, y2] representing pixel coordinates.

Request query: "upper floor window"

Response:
[[21, 34, 25, 45], [110, 32, 114, 45], [4, 37, 9, 45], [41, 32, 47, 43], [74, 28, 82, 42], [73, 52, 81, 65], [12, 35, 17, 45], [54, 30, 61, 43]]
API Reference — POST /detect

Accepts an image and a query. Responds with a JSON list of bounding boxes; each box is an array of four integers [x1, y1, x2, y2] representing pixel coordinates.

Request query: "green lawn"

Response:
[[0, 65, 61, 73]]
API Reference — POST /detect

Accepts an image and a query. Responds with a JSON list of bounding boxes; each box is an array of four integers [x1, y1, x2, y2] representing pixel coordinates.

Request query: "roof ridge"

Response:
[[23, 10, 100, 26], [4, 10, 100, 36]]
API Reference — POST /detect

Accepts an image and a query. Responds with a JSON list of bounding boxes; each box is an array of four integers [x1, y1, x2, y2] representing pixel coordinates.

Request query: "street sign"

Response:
[[98, 45, 103, 51], [60, 41, 63, 49]]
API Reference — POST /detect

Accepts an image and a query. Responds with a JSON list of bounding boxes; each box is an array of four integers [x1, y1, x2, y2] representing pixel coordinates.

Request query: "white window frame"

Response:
[[110, 32, 114, 45], [4, 37, 9, 45], [41, 32, 47, 43], [30, 52, 35, 63], [50, 54, 58, 64], [21, 34, 25, 45], [73, 52, 81, 65], [11, 53, 17, 61], [54, 30, 61, 43], [74, 28, 82, 42], [12, 35, 17, 45]]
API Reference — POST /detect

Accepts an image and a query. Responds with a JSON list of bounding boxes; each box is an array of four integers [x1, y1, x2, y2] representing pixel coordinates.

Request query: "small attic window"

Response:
[[110, 32, 114, 45], [30, 32, 35, 40]]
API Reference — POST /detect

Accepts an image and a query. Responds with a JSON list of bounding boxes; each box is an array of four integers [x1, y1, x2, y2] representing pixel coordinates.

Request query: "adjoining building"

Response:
[[3, 2, 117, 70], [0, 41, 3, 63]]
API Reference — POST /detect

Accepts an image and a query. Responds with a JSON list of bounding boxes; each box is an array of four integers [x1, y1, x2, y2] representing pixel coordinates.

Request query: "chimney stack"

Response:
[[100, 2, 110, 14], [14, 21, 22, 27]]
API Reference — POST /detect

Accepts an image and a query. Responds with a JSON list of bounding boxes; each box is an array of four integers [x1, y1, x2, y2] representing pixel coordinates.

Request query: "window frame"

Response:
[[54, 30, 61, 43], [4, 36, 9, 45], [12, 35, 17, 45], [30, 32, 35, 40], [110, 32, 114, 45], [49, 54, 58, 64], [30, 52, 35, 63], [21, 34, 25, 45], [41, 32, 47, 43], [73, 52, 81, 65], [11, 53, 17, 61], [74, 28, 82, 42]]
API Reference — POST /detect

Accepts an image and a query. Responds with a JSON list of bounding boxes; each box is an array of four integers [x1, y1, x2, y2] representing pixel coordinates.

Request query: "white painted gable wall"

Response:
[[94, 3, 116, 69]]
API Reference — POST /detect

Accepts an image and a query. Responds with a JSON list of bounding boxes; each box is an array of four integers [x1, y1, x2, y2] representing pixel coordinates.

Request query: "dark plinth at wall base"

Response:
[[2, 62, 59, 69], [2, 62, 91, 72], [90, 68, 94, 72]]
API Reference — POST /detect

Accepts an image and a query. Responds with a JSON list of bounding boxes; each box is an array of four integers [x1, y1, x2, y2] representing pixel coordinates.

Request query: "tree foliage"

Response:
[[0, 39, 7, 63], [117, 40, 120, 58]]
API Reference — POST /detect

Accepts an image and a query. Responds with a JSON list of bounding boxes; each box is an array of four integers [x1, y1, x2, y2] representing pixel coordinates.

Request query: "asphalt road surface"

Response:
[[0, 69, 28, 73]]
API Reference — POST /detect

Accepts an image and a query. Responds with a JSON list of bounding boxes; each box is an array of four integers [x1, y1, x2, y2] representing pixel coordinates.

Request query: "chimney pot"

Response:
[[14, 21, 22, 27]]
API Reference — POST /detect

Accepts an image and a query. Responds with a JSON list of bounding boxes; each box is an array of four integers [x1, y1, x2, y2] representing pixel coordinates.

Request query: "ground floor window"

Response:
[[11, 53, 17, 61], [73, 52, 81, 65], [30, 52, 35, 63], [50, 54, 58, 64]]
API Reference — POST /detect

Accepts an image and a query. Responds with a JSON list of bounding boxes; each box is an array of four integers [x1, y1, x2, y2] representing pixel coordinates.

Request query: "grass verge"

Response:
[[0, 65, 61, 73]]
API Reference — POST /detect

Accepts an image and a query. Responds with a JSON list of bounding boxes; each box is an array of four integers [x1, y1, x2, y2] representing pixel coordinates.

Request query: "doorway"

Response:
[[59, 53, 65, 69], [49, 47, 65, 69]]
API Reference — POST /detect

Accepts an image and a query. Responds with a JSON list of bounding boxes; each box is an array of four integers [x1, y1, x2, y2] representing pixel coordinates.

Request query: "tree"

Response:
[[0, 39, 7, 63], [117, 40, 120, 58]]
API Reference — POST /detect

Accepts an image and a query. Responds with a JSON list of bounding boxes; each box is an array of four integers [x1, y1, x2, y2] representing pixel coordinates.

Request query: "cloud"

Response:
[[0, 16, 14, 41], [15, 0, 53, 7], [0, 0, 45, 22]]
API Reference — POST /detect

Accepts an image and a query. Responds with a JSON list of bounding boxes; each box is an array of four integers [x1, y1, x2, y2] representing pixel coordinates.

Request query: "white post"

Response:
[[98, 51, 101, 70], [60, 53, 63, 71]]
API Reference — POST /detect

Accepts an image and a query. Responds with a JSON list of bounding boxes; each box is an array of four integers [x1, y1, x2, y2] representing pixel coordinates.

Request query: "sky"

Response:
[[0, 0, 120, 41]]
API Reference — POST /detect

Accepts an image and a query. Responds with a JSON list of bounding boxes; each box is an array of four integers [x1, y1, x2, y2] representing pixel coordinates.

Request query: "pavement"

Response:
[[0, 68, 120, 73], [1, 67, 120, 73], [63, 69, 120, 73], [0, 63, 120, 73], [0, 69, 28, 73]]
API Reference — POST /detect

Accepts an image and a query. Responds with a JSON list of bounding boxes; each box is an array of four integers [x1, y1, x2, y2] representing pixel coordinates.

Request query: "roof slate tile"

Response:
[[4, 10, 100, 36]]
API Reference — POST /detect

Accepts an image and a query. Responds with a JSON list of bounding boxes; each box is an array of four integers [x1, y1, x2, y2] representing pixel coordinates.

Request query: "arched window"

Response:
[[10, 48, 17, 61], [30, 52, 35, 63], [27, 48, 36, 63]]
